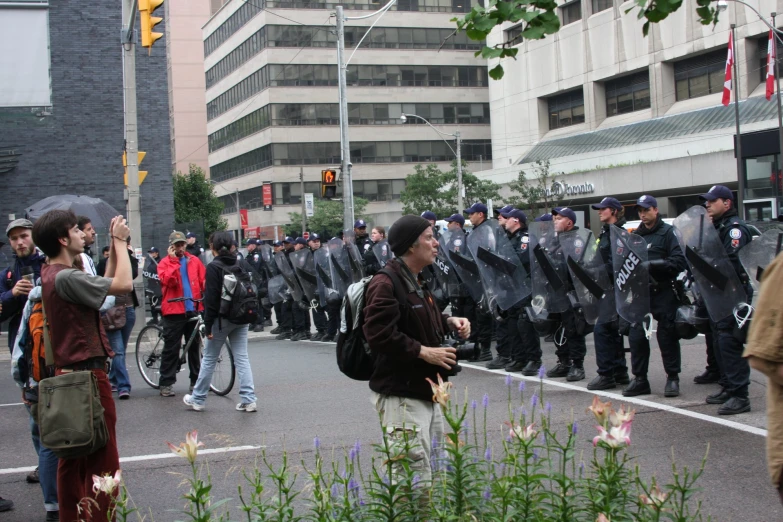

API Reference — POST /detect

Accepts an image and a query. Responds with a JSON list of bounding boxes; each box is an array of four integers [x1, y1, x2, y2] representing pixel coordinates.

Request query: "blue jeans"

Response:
[[25, 403, 59, 512], [191, 321, 256, 406], [109, 306, 136, 393]]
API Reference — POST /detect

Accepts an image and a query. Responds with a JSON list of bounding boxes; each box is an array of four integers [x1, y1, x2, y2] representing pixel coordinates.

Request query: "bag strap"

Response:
[[377, 268, 408, 308], [40, 297, 54, 367]]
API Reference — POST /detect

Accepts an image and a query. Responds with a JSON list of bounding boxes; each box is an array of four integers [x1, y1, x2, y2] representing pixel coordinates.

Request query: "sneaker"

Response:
[[486, 356, 510, 370], [694, 369, 721, 384], [546, 362, 571, 378], [26, 467, 39, 484], [183, 394, 205, 412], [45, 510, 59, 521], [275, 330, 292, 340], [587, 374, 616, 390], [159, 385, 175, 397], [111, 384, 118, 393], [118, 390, 130, 400], [236, 402, 258, 412], [321, 334, 336, 343], [0, 497, 13, 512], [270, 326, 284, 335], [718, 396, 751, 415], [521, 360, 542, 376], [664, 377, 680, 397], [622, 377, 651, 397], [566, 365, 585, 382]]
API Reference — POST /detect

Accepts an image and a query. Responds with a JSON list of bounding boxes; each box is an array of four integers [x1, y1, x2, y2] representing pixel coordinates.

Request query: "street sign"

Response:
[[263, 183, 273, 211], [240, 209, 248, 229], [305, 193, 314, 217]]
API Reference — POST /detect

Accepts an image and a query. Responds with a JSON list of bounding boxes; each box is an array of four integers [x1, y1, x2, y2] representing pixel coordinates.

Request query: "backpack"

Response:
[[216, 261, 259, 325], [336, 267, 407, 381], [24, 301, 53, 382]]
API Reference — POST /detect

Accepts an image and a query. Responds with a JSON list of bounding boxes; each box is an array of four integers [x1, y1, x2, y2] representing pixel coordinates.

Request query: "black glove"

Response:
[[644, 259, 670, 277]]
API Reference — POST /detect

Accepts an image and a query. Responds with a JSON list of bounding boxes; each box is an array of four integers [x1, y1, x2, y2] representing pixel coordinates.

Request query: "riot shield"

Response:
[[142, 255, 161, 298], [291, 249, 319, 306], [346, 243, 365, 282], [467, 221, 531, 311], [739, 228, 783, 291], [672, 205, 746, 322], [372, 240, 394, 268], [314, 247, 342, 306], [559, 228, 615, 324], [434, 230, 460, 300], [259, 244, 279, 278], [328, 238, 353, 295], [268, 275, 289, 305], [528, 221, 570, 316], [610, 226, 650, 325], [199, 250, 214, 266], [446, 228, 484, 302], [274, 252, 304, 302]]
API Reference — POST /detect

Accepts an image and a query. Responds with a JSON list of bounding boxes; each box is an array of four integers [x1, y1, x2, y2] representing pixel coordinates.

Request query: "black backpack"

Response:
[[215, 261, 259, 325], [336, 267, 407, 381]]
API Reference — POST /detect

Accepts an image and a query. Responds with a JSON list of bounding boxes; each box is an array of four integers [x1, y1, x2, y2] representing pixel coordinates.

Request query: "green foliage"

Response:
[[172, 165, 227, 238], [507, 160, 562, 217], [453, 0, 719, 80], [286, 197, 369, 238], [400, 162, 501, 217]]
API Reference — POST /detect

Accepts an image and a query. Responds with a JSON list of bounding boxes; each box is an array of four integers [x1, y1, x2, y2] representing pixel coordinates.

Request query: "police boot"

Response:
[[477, 342, 493, 362]]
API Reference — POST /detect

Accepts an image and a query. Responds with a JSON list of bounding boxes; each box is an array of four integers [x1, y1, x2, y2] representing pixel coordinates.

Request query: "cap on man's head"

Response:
[[186, 232, 197, 239], [444, 213, 465, 227], [552, 207, 577, 223], [295, 237, 307, 246], [635, 195, 658, 209], [497, 205, 514, 215], [308, 233, 321, 242], [273, 240, 283, 246], [169, 231, 187, 245], [591, 197, 623, 211], [420, 211, 437, 221], [283, 236, 294, 243], [6, 218, 33, 235], [148, 246, 159, 253], [464, 202, 488, 215], [354, 219, 367, 229], [699, 185, 733, 202], [502, 209, 527, 223], [245, 239, 258, 245], [535, 213, 553, 222]]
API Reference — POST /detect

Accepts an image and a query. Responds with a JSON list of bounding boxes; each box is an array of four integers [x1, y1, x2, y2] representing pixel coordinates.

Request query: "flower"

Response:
[[314, 436, 321, 450], [484, 446, 492, 461], [609, 404, 635, 427], [166, 430, 205, 464], [518, 381, 526, 393], [92, 470, 122, 496], [588, 396, 612, 425], [482, 393, 489, 408], [506, 421, 537, 442], [471, 399, 477, 410], [545, 401, 552, 413], [505, 374, 513, 387], [425, 374, 453, 407], [639, 485, 668, 509], [530, 394, 538, 407], [597, 514, 610, 522], [538, 365, 546, 379], [483, 486, 492, 500], [572, 422, 578, 435], [592, 420, 632, 449]]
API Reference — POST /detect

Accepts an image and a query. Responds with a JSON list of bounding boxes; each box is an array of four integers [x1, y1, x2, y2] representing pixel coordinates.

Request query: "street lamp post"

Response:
[[400, 113, 463, 212]]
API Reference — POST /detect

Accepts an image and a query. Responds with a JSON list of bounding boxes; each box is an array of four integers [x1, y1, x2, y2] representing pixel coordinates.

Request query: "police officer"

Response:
[[354, 219, 373, 257], [363, 226, 386, 276], [268, 241, 289, 336], [587, 197, 630, 390], [624, 195, 687, 398], [307, 234, 329, 341], [495, 205, 514, 231], [485, 207, 515, 370], [245, 239, 267, 332], [421, 211, 440, 240], [700, 185, 752, 415], [464, 202, 495, 362], [443, 214, 477, 347], [290, 238, 311, 341], [185, 232, 205, 257]]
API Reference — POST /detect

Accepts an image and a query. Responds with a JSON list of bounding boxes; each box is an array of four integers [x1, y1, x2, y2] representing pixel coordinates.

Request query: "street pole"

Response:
[[236, 188, 241, 242], [731, 24, 745, 219], [300, 167, 306, 235], [336, 6, 354, 232], [121, 0, 141, 273], [773, 13, 783, 191], [455, 131, 463, 212]]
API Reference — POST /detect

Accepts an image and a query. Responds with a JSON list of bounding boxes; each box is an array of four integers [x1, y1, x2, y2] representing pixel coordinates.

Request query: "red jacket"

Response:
[[157, 253, 206, 315]]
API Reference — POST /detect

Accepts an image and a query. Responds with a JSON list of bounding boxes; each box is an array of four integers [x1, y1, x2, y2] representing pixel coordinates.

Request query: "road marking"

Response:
[[0, 403, 23, 407], [0, 445, 265, 475], [462, 363, 767, 437]]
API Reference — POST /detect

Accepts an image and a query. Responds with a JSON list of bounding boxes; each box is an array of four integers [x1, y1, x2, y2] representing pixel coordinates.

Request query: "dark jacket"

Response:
[[0, 250, 46, 349], [363, 258, 451, 402], [203, 253, 241, 335], [713, 209, 752, 281], [598, 218, 627, 281], [186, 242, 204, 258], [363, 240, 382, 276], [506, 225, 531, 275], [635, 217, 687, 282]]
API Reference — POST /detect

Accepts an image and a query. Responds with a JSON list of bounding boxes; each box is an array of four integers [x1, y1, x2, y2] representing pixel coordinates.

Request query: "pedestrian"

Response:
[[107, 236, 140, 400], [184, 232, 257, 412], [77, 216, 98, 276], [364, 214, 470, 486], [96, 245, 110, 276]]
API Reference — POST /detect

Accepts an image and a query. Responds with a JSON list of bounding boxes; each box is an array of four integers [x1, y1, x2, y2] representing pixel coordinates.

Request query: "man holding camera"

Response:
[[364, 215, 470, 486]]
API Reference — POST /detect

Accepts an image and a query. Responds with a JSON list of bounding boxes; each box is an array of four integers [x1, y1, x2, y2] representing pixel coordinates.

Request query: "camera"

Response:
[[441, 340, 478, 377]]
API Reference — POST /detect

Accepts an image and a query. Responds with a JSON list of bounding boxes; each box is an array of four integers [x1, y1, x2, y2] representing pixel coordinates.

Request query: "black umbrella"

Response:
[[25, 195, 122, 229]]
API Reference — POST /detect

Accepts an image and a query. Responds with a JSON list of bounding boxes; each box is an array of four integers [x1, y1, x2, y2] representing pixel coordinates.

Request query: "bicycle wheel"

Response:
[[135, 325, 164, 389], [209, 338, 235, 396]]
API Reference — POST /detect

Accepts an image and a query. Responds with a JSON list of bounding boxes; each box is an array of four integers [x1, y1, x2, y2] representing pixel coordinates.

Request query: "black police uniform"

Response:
[[363, 240, 382, 276], [445, 227, 478, 348], [626, 217, 687, 393], [244, 248, 267, 329], [356, 233, 373, 259], [469, 218, 495, 358], [186, 242, 204, 258], [308, 245, 329, 339], [504, 225, 542, 373]]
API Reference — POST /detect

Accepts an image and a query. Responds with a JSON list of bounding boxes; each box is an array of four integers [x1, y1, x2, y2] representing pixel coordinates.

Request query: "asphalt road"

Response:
[[0, 333, 780, 521]]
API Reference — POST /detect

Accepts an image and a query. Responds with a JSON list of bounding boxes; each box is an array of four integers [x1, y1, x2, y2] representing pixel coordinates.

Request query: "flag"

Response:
[[766, 29, 775, 101], [722, 32, 733, 107]]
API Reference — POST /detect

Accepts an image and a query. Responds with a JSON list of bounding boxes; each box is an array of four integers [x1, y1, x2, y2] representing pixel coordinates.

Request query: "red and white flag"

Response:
[[766, 29, 776, 101], [722, 32, 734, 106]]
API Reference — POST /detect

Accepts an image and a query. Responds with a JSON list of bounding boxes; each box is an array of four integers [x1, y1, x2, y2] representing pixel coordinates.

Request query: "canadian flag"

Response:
[[722, 32, 733, 107], [766, 29, 776, 101]]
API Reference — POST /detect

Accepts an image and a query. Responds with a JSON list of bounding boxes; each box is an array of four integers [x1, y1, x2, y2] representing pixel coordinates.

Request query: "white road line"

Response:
[[462, 363, 767, 437], [0, 445, 264, 475], [0, 403, 23, 407]]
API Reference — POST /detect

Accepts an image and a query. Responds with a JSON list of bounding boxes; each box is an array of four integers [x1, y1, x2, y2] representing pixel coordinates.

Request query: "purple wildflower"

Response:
[[484, 446, 492, 461], [531, 394, 538, 407], [349, 447, 357, 461], [538, 365, 546, 379], [314, 436, 321, 450], [532, 448, 539, 461], [348, 478, 359, 492], [506, 435, 513, 443], [545, 401, 552, 413], [482, 393, 489, 408], [579, 462, 585, 476], [518, 381, 526, 393], [412, 475, 421, 487], [572, 422, 578, 435], [471, 399, 478, 410], [354, 440, 361, 455], [505, 374, 513, 387], [483, 487, 492, 500], [331, 483, 340, 497]]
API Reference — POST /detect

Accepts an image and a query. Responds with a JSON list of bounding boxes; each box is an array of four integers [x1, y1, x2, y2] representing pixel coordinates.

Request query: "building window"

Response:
[[591, 0, 612, 13], [205, 1, 261, 57], [758, 36, 783, 83], [505, 24, 523, 47], [605, 72, 650, 116], [263, 0, 477, 13], [560, 0, 581, 25], [548, 90, 585, 130], [673, 49, 726, 101]]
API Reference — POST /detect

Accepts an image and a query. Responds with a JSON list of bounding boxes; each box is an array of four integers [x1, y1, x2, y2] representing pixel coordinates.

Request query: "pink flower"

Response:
[[166, 430, 205, 464], [505, 421, 537, 442], [587, 396, 612, 425], [596, 514, 610, 522], [609, 404, 635, 427], [593, 420, 633, 448], [92, 469, 122, 495], [640, 485, 668, 510], [425, 374, 453, 407]]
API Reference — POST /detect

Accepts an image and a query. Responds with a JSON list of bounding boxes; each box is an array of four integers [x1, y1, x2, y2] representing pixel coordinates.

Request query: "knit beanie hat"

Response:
[[388, 215, 432, 257]]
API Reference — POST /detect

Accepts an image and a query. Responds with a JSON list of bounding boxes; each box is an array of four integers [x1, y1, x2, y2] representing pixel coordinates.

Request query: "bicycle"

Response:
[[135, 297, 236, 395]]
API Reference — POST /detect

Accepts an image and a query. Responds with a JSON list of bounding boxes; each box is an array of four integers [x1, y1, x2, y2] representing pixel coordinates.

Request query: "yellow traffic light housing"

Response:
[[123, 151, 148, 185], [321, 169, 337, 198], [139, 0, 164, 50]]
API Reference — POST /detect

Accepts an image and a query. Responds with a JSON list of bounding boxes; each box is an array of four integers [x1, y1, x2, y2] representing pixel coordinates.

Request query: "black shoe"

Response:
[[547, 362, 571, 378], [27, 467, 39, 483], [694, 369, 721, 384], [623, 377, 651, 397], [291, 332, 309, 341], [566, 365, 585, 382], [486, 356, 510, 369], [587, 374, 616, 390], [504, 360, 528, 372], [477, 344, 493, 362], [275, 330, 292, 340], [718, 396, 751, 415], [270, 326, 283, 335], [252, 325, 265, 332], [544, 334, 555, 343], [614, 369, 630, 385], [521, 360, 542, 376], [664, 377, 680, 397], [310, 332, 324, 342], [321, 334, 336, 343], [45, 510, 59, 521], [0, 497, 13, 512], [706, 389, 731, 404], [263, 319, 273, 327]]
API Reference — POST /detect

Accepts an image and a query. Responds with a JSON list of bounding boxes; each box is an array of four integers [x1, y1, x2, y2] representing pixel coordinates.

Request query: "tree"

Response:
[[506, 160, 563, 217], [453, 0, 718, 80], [286, 197, 370, 239], [400, 162, 501, 217], [172, 164, 227, 237]]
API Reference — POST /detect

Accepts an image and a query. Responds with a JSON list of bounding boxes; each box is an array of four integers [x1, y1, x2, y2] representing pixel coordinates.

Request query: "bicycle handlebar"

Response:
[[167, 297, 204, 303]]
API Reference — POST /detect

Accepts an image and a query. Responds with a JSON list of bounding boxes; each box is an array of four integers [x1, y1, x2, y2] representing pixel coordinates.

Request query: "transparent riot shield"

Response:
[[559, 228, 615, 324], [345, 243, 365, 282], [610, 226, 650, 325], [446, 228, 484, 302], [528, 221, 570, 317], [314, 247, 342, 306], [274, 252, 304, 302], [672, 205, 746, 322], [467, 221, 531, 311], [434, 230, 459, 300], [259, 244, 279, 278], [327, 238, 353, 295], [739, 228, 783, 292], [268, 275, 289, 305], [199, 250, 214, 266], [291, 249, 319, 307], [372, 240, 394, 268]]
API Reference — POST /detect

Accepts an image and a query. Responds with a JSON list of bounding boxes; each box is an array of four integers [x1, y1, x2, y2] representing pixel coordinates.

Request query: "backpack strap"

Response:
[[377, 268, 409, 308], [40, 297, 54, 367]]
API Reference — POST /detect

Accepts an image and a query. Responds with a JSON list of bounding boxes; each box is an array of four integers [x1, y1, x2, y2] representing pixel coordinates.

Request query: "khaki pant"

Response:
[[371, 392, 444, 485], [750, 359, 783, 487]]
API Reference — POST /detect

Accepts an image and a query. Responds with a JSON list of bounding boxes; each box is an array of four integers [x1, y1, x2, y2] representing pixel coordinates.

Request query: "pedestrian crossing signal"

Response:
[[321, 169, 337, 198], [123, 151, 148, 185]]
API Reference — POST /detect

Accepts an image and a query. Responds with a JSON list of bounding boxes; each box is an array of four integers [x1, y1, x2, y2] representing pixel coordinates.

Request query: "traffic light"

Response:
[[139, 0, 164, 50], [321, 169, 337, 198], [123, 151, 148, 185]]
